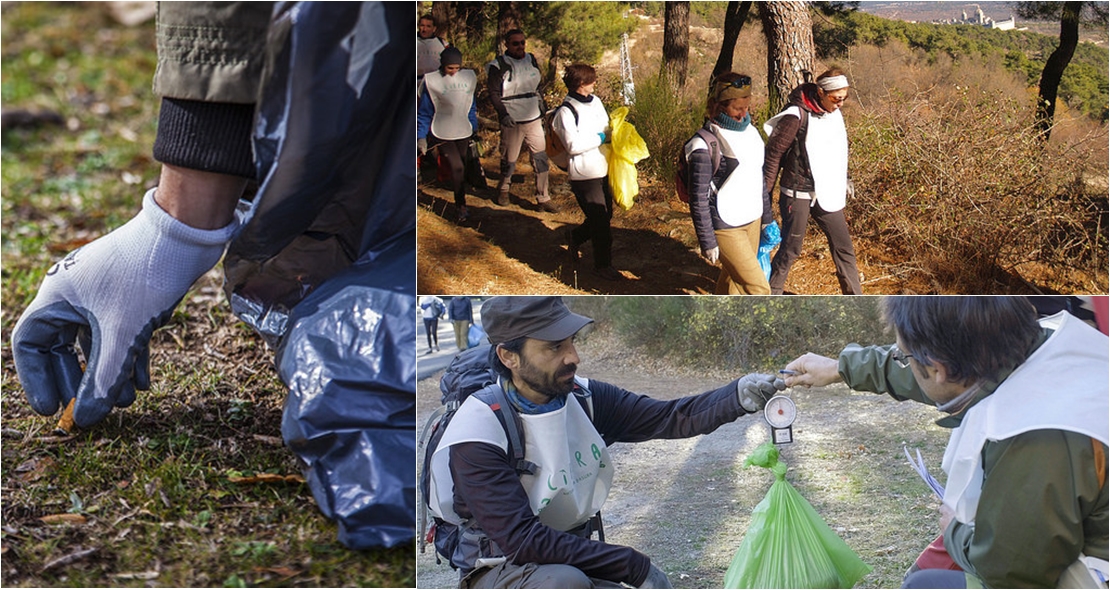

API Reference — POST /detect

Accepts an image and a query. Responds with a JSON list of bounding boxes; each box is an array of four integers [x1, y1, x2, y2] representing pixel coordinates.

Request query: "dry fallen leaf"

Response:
[[39, 514, 87, 525], [55, 399, 77, 435], [228, 473, 305, 485], [256, 565, 302, 579]]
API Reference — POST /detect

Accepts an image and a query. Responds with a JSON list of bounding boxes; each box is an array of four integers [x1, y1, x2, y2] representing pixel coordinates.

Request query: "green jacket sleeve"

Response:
[[944, 430, 1106, 588], [836, 343, 936, 406]]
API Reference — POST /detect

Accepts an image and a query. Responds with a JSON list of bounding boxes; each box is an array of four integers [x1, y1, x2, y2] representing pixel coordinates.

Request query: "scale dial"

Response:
[[764, 395, 796, 429]]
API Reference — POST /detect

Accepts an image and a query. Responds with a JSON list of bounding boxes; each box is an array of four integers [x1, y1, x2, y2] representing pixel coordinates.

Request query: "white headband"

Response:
[[817, 75, 849, 91]]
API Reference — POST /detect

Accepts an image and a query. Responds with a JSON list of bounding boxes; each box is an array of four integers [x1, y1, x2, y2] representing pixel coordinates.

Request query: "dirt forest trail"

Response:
[[416, 159, 902, 295]]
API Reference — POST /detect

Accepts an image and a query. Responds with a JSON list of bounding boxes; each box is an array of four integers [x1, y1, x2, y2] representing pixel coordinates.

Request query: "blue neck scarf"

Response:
[[714, 112, 750, 132], [504, 379, 567, 415]]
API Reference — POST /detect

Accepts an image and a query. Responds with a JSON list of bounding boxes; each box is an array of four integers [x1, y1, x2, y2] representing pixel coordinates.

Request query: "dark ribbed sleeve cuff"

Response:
[[153, 98, 256, 179]]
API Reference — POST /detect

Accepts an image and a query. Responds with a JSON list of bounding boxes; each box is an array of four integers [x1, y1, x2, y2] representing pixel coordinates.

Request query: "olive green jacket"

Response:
[[838, 340, 1109, 589], [153, 2, 274, 103]]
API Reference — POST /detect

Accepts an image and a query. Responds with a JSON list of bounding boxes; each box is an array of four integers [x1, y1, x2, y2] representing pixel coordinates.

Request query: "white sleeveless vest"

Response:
[[710, 123, 766, 227], [429, 377, 614, 532], [424, 69, 477, 141], [764, 106, 849, 211], [417, 36, 446, 78], [941, 312, 1110, 525], [490, 54, 543, 123]]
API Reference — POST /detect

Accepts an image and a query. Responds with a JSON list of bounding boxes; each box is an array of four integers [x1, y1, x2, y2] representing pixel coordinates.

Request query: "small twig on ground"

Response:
[[40, 547, 98, 573]]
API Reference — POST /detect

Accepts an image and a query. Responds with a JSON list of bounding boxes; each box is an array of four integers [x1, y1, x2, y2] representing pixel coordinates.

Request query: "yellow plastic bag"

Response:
[[607, 106, 649, 210]]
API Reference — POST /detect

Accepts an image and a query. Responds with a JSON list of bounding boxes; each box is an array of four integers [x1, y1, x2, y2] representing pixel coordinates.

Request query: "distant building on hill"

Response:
[[933, 5, 1016, 30]]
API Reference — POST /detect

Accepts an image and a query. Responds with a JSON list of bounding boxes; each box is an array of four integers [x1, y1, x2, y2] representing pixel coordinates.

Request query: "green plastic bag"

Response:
[[723, 443, 872, 589], [607, 106, 649, 210]]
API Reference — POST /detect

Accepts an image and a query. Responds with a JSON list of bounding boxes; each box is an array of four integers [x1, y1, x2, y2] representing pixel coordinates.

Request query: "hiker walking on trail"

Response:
[[783, 296, 1108, 589], [763, 68, 862, 295], [553, 64, 623, 282], [487, 29, 556, 212], [684, 72, 773, 295], [424, 296, 786, 588], [417, 13, 449, 98], [448, 295, 474, 352], [418, 47, 479, 223], [420, 295, 446, 354]]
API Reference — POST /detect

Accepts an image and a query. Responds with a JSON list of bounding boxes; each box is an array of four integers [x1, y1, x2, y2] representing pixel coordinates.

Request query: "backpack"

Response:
[[544, 102, 578, 171], [418, 344, 599, 567], [674, 124, 721, 204]]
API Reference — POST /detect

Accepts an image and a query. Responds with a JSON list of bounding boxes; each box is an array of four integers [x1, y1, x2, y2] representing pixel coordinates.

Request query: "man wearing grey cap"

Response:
[[426, 296, 785, 589]]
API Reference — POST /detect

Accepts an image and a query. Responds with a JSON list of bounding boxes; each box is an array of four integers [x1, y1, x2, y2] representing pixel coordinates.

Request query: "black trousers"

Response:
[[769, 194, 862, 294], [434, 136, 469, 208], [569, 177, 614, 269]]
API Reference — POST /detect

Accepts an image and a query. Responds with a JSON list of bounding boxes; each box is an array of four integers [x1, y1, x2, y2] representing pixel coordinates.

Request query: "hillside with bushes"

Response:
[[417, 2, 1107, 294]]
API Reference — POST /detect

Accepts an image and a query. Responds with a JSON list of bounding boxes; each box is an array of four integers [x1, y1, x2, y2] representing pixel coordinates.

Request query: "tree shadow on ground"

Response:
[[419, 185, 719, 295]]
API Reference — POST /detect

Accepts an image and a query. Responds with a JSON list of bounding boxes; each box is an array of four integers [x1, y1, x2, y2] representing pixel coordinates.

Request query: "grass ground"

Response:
[[2, 4, 413, 586]]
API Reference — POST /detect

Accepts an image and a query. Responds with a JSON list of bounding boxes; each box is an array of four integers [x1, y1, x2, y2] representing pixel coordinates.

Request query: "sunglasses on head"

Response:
[[723, 75, 751, 89]]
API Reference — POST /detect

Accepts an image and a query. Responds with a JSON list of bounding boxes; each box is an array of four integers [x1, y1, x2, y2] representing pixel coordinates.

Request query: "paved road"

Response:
[[416, 314, 485, 381]]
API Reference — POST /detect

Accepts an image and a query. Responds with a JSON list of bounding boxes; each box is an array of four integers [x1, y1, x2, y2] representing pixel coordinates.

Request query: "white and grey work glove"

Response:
[[702, 246, 719, 265], [11, 188, 237, 428], [737, 373, 787, 413], [417, 137, 427, 155], [499, 114, 516, 129], [639, 563, 673, 589]]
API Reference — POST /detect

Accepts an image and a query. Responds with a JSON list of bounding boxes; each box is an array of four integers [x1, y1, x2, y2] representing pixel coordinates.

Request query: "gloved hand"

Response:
[[736, 373, 786, 413], [11, 188, 237, 428], [702, 247, 719, 264], [417, 137, 427, 155], [499, 114, 516, 129], [639, 563, 673, 589], [598, 131, 607, 144]]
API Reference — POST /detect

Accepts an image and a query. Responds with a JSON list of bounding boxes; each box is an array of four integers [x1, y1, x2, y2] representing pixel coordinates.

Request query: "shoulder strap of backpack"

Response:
[[496, 55, 512, 82], [789, 107, 812, 183], [473, 384, 537, 476], [561, 101, 579, 125], [694, 124, 721, 176]]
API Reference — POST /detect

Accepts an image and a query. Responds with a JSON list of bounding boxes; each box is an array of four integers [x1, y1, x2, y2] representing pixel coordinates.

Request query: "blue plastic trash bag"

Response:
[[468, 323, 487, 348], [220, 2, 416, 549], [277, 237, 415, 550], [758, 221, 781, 281]]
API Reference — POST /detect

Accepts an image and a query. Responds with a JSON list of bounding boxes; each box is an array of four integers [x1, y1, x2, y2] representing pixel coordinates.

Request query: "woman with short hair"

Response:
[[552, 63, 622, 281]]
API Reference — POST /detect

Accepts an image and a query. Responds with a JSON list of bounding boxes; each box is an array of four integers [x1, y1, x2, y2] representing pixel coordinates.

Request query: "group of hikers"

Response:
[[416, 16, 861, 292]]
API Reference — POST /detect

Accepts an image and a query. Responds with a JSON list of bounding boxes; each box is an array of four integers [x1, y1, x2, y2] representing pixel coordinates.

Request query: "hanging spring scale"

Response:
[[765, 370, 798, 444]]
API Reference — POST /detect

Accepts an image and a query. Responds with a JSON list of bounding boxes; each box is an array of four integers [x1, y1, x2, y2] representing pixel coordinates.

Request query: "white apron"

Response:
[[490, 54, 543, 123], [941, 311, 1109, 525], [764, 105, 849, 211], [424, 69, 477, 141], [429, 378, 613, 532], [712, 123, 766, 227]]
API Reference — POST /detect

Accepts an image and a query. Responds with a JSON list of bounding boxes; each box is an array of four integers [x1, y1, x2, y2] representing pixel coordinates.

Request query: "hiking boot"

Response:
[[538, 200, 559, 213], [456, 205, 469, 223], [497, 190, 510, 206], [593, 266, 622, 281]]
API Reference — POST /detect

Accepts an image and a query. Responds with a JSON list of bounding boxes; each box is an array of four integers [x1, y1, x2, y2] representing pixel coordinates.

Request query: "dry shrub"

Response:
[[846, 42, 1108, 293]]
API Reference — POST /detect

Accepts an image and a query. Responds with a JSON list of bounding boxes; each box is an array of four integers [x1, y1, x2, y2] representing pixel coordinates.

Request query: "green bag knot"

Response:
[[745, 442, 788, 479]]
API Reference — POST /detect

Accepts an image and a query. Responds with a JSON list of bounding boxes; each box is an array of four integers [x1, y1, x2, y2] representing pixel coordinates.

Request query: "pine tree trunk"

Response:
[[497, 1, 522, 50], [759, 1, 815, 114], [661, 1, 691, 89], [1036, 1, 1081, 140], [712, 1, 753, 80], [456, 1, 484, 44], [431, 1, 450, 39]]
